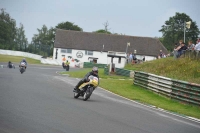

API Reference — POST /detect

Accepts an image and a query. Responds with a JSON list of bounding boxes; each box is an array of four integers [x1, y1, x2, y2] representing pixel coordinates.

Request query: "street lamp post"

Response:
[[184, 21, 186, 43], [126, 42, 130, 54], [184, 21, 191, 43]]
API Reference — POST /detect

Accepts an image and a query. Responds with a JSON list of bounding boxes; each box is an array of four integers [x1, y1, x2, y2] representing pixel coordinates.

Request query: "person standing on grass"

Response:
[[177, 42, 188, 57], [129, 53, 133, 63], [188, 40, 195, 50], [194, 38, 200, 51]]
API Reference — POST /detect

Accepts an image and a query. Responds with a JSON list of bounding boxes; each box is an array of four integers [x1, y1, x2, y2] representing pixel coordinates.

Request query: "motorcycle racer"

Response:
[[73, 66, 99, 92]]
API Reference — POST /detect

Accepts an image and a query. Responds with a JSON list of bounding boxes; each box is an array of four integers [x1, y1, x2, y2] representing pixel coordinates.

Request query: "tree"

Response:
[[103, 21, 111, 34], [0, 8, 17, 49], [15, 23, 28, 51], [94, 21, 112, 34], [55, 21, 83, 31], [94, 29, 111, 34], [31, 25, 55, 56], [159, 12, 200, 51], [31, 21, 82, 56]]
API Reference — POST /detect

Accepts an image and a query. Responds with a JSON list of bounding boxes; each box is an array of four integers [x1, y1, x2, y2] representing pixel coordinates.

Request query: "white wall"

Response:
[[53, 48, 108, 67], [52, 48, 157, 68], [107, 57, 126, 68], [0, 49, 61, 65], [135, 55, 157, 61], [0, 49, 42, 60]]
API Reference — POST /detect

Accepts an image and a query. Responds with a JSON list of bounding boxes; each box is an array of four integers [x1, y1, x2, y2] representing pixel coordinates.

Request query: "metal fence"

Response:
[[103, 67, 132, 77], [83, 62, 107, 68], [134, 71, 200, 106], [104, 67, 109, 75], [183, 50, 200, 60], [115, 68, 131, 77]]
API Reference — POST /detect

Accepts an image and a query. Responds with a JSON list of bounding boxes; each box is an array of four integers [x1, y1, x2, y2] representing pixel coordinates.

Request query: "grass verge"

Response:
[[125, 57, 200, 84], [0, 54, 41, 64], [61, 68, 200, 119]]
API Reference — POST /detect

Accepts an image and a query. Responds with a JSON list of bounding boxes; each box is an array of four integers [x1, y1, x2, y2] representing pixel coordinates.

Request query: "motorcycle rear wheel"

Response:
[[83, 89, 92, 101]]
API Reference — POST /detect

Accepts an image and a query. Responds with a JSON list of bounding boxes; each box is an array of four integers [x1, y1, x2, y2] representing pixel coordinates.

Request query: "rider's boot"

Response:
[[73, 80, 84, 92], [73, 87, 77, 92]]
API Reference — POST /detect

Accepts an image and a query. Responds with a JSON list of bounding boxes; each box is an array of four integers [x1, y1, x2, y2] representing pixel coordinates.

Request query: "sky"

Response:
[[1, 0, 200, 43]]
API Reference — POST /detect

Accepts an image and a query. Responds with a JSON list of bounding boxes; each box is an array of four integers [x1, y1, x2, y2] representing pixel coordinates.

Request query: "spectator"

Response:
[[171, 43, 177, 55], [177, 42, 188, 57], [143, 56, 145, 61], [174, 43, 179, 49], [194, 38, 200, 51], [129, 53, 133, 63], [159, 50, 166, 58], [179, 40, 183, 45], [126, 53, 129, 64], [188, 40, 195, 50], [62, 56, 66, 64], [173, 40, 183, 58]]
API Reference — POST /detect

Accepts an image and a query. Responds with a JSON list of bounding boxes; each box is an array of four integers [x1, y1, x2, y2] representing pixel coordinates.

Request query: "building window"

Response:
[[61, 49, 72, 54], [85, 50, 93, 55], [61, 49, 66, 53], [67, 49, 72, 53]]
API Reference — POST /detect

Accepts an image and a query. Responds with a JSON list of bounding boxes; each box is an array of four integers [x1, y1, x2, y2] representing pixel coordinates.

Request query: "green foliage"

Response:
[[159, 12, 200, 51], [94, 29, 111, 34], [15, 23, 28, 51], [31, 25, 55, 56], [0, 9, 28, 51], [56, 21, 83, 31], [31, 21, 83, 56], [0, 9, 17, 50]]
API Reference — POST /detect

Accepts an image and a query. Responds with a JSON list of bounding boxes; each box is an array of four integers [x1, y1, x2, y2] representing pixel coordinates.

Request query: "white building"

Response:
[[53, 29, 168, 68]]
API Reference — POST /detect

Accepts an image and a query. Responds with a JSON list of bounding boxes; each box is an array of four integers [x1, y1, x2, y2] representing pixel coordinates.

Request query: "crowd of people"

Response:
[[173, 38, 200, 58], [158, 38, 200, 59], [126, 53, 145, 64], [125, 38, 200, 64]]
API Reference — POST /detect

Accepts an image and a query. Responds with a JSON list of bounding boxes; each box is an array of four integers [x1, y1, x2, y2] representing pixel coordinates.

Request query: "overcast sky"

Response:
[[1, 0, 200, 42]]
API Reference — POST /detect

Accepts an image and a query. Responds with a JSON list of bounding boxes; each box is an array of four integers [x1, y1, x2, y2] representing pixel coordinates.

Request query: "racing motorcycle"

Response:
[[74, 75, 99, 101], [7, 61, 15, 69], [62, 62, 70, 71], [19, 62, 26, 74]]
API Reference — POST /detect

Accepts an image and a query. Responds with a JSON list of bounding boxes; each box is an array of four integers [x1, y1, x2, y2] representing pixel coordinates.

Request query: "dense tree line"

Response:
[[0, 9, 83, 56], [30, 22, 83, 56], [0, 9, 27, 51]]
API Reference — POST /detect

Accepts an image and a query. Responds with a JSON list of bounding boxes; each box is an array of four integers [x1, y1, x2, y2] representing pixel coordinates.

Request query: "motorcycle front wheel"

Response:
[[74, 92, 80, 98]]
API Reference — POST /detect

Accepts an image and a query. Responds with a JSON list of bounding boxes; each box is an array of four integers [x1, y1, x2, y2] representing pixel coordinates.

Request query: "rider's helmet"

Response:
[[92, 66, 98, 76], [22, 58, 26, 62]]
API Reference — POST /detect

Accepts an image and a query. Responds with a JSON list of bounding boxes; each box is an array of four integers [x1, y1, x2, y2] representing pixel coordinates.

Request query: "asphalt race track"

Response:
[[0, 64, 200, 133]]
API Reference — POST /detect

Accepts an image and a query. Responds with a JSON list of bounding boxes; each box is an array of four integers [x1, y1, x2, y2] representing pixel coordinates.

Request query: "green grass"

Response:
[[0, 54, 41, 64], [125, 57, 200, 84]]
